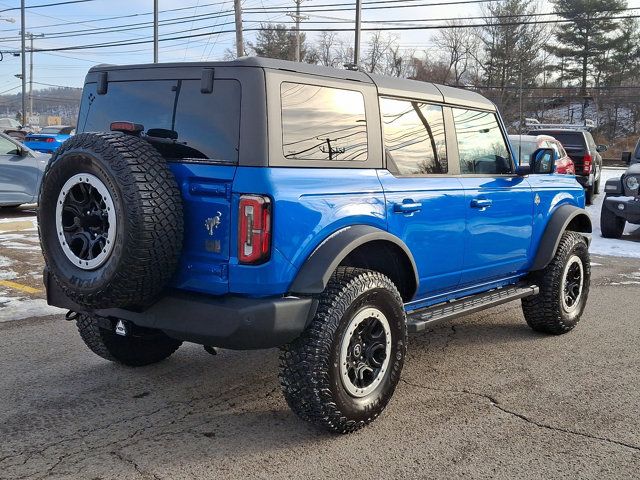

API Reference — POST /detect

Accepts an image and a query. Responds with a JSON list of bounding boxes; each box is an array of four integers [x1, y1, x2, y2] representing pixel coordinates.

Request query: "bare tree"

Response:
[[433, 19, 480, 85]]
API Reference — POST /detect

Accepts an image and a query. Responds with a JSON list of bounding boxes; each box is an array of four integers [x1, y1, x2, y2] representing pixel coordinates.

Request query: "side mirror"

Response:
[[622, 151, 632, 165], [531, 148, 556, 174], [596, 144, 608, 153]]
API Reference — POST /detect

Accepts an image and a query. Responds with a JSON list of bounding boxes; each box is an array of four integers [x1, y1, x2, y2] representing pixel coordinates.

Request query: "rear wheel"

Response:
[[279, 267, 407, 433], [522, 232, 590, 334], [77, 314, 182, 367], [600, 200, 626, 239], [585, 184, 594, 205]]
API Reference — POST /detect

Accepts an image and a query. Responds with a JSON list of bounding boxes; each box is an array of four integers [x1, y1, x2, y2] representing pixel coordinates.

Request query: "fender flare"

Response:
[[289, 225, 419, 296], [531, 204, 592, 271]]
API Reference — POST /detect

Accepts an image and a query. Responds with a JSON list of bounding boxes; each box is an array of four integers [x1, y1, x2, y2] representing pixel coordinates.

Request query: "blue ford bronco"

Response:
[[39, 58, 592, 433]]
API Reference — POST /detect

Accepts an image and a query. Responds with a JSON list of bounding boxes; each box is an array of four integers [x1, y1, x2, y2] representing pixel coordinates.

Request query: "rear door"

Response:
[[0, 135, 40, 204], [377, 97, 466, 297], [78, 76, 242, 295], [452, 108, 534, 286]]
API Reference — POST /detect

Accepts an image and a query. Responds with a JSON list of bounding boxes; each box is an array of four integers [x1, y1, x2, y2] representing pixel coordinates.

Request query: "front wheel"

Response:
[[600, 200, 625, 239], [279, 267, 407, 433], [522, 232, 590, 334]]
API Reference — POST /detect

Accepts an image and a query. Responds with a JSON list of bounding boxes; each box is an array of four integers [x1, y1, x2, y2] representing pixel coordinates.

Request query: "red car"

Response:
[[509, 134, 575, 174]]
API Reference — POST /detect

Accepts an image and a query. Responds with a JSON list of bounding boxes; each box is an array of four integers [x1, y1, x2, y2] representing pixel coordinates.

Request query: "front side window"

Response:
[[281, 82, 367, 162], [453, 108, 512, 175], [380, 97, 447, 175]]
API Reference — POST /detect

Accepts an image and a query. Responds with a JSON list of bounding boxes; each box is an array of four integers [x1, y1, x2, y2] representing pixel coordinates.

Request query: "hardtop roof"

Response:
[[88, 57, 495, 111]]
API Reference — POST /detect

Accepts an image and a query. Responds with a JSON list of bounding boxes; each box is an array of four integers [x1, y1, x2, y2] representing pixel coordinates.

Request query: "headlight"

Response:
[[625, 176, 639, 190]]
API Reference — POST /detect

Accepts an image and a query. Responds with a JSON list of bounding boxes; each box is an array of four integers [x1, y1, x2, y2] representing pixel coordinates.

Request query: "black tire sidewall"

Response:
[[328, 284, 406, 423], [556, 236, 590, 325], [39, 148, 129, 297]]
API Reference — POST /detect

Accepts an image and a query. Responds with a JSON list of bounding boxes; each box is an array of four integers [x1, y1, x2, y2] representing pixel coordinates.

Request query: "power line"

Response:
[[0, 0, 99, 13]]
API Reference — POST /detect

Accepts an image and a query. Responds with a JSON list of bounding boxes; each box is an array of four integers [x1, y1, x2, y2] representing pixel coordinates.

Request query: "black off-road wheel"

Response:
[[279, 267, 407, 434], [600, 200, 626, 239], [38, 132, 183, 309], [522, 231, 590, 334], [77, 314, 182, 367]]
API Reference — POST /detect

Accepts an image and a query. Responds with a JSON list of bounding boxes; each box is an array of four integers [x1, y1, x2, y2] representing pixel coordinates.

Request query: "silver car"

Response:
[[0, 132, 50, 207]]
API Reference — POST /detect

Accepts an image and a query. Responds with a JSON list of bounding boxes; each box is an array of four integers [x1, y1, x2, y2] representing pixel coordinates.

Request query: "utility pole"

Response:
[[354, 0, 362, 67], [20, 0, 26, 125], [288, 0, 308, 62], [234, 0, 244, 58], [153, 0, 158, 63], [28, 33, 44, 124]]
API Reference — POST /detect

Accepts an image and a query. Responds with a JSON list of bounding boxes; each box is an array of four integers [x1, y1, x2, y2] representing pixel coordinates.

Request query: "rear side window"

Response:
[[78, 79, 241, 163], [380, 97, 447, 175], [281, 82, 367, 162], [453, 108, 511, 175]]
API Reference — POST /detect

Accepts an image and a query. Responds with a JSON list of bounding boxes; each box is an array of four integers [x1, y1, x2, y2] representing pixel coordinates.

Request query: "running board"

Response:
[[407, 285, 539, 333]]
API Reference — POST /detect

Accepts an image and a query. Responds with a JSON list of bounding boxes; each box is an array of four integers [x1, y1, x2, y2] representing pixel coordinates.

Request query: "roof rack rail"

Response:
[[525, 118, 596, 131]]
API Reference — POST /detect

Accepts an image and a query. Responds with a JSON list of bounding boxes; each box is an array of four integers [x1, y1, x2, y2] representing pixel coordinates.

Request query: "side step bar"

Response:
[[407, 285, 539, 333]]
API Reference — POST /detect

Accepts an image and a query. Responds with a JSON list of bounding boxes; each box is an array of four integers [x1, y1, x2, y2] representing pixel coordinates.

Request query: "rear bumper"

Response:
[[45, 269, 317, 350], [603, 195, 640, 222]]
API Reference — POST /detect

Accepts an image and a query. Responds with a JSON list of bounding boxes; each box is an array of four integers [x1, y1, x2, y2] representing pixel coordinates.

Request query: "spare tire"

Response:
[[38, 132, 183, 309]]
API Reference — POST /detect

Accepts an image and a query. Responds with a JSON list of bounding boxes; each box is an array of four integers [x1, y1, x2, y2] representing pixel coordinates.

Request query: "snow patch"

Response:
[[0, 295, 65, 322]]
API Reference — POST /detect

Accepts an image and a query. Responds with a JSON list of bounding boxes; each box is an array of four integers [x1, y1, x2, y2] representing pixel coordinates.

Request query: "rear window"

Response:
[[281, 82, 367, 162], [78, 79, 241, 163], [534, 131, 585, 148]]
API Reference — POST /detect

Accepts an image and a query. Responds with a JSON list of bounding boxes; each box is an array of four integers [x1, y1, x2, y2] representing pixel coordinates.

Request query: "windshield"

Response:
[[510, 139, 538, 164]]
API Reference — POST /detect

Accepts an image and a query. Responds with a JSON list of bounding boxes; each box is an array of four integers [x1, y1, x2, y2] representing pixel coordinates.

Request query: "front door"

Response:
[[451, 108, 534, 285], [378, 97, 466, 299], [0, 135, 40, 205]]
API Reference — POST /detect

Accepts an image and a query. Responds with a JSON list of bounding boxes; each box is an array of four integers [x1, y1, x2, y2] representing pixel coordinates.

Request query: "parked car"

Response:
[[600, 139, 640, 238], [509, 134, 575, 174], [0, 132, 50, 207], [0, 117, 29, 140], [40, 58, 592, 433], [527, 123, 605, 204], [24, 125, 75, 153]]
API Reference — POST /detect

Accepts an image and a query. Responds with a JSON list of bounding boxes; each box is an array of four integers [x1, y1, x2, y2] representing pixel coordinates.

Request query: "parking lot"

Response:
[[1, 171, 639, 480]]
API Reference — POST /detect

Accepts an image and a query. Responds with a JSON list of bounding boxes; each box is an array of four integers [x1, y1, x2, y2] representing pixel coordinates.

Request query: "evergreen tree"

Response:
[[248, 24, 313, 62], [549, 0, 627, 95]]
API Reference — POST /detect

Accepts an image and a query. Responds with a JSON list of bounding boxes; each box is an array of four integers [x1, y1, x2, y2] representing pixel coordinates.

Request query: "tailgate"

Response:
[[564, 146, 586, 170], [168, 163, 236, 295]]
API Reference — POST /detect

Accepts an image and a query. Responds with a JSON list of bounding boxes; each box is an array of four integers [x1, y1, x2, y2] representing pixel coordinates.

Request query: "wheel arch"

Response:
[[289, 225, 419, 302], [530, 204, 592, 271]]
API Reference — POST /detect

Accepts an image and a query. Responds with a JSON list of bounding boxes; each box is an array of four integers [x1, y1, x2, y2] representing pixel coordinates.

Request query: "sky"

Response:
[[0, 0, 638, 91]]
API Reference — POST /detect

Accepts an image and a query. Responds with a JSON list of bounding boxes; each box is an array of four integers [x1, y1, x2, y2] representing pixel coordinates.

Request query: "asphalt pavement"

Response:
[[0, 195, 639, 479]]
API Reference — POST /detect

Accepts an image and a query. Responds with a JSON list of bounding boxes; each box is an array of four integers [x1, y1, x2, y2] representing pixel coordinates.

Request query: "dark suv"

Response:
[[601, 139, 640, 238], [39, 58, 592, 433], [528, 126, 606, 204]]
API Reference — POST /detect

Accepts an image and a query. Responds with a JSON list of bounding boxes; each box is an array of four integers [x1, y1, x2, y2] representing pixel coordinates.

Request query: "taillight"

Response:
[[45, 138, 55, 143], [583, 153, 592, 175], [238, 195, 271, 264]]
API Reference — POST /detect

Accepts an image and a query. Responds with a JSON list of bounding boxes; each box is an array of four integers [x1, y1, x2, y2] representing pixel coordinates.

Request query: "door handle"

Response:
[[470, 198, 493, 209], [393, 201, 422, 214]]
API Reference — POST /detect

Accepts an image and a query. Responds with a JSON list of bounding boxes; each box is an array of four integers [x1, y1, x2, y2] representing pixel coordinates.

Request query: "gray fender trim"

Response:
[[289, 225, 419, 295], [530, 204, 592, 271]]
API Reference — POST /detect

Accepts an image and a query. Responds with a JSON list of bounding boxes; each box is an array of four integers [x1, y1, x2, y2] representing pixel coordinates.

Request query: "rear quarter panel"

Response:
[[230, 167, 386, 296]]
